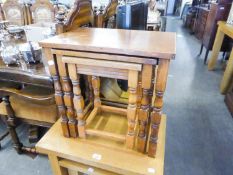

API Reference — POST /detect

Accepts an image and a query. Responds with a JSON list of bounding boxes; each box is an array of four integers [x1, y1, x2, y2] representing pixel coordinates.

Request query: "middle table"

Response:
[[39, 28, 176, 158]]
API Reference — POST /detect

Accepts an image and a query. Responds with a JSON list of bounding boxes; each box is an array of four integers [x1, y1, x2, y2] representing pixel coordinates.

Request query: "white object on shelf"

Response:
[[23, 22, 55, 42]]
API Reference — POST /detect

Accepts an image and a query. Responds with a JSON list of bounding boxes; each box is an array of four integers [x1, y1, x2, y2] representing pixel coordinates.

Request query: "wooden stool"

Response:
[[63, 56, 143, 149]]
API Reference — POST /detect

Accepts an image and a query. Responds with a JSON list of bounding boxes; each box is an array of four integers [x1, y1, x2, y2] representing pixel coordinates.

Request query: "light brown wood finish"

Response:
[[44, 48, 70, 137], [207, 22, 226, 70], [49, 154, 68, 175], [51, 50, 157, 65], [68, 63, 86, 138], [148, 60, 170, 157], [36, 116, 167, 175], [57, 56, 78, 138], [62, 54, 143, 148], [207, 21, 233, 94], [40, 28, 176, 59], [59, 159, 120, 175], [126, 70, 139, 149], [41, 28, 175, 158], [220, 48, 233, 93], [137, 65, 153, 153]]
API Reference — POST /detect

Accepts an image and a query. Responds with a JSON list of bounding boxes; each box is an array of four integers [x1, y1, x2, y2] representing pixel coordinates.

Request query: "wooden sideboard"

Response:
[[193, 6, 210, 40], [200, 2, 232, 64], [0, 60, 52, 88]]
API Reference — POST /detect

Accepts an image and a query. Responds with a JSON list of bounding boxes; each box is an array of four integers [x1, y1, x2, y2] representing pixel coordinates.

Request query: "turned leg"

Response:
[[92, 76, 101, 108], [44, 48, 69, 137], [126, 70, 139, 149], [148, 60, 170, 157], [63, 76, 78, 138], [137, 65, 153, 152], [57, 56, 78, 138], [2, 96, 23, 154], [53, 76, 70, 138], [68, 64, 86, 138]]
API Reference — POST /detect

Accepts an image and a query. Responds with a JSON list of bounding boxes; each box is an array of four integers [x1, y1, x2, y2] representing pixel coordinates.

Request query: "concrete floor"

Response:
[[0, 17, 233, 175]]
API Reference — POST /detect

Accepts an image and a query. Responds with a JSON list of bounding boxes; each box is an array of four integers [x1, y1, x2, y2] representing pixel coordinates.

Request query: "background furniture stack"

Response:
[[183, 0, 232, 64], [193, 5, 210, 40], [200, 1, 232, 64]]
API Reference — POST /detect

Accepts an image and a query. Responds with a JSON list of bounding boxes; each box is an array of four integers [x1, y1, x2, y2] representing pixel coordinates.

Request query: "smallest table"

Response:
[[208, 21, 233, 94], [36, 116, 166, 175]]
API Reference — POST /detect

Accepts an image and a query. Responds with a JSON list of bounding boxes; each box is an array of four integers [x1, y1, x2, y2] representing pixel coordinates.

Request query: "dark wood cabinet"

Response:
[[193, 6, 210, 40], [200, 2, 232, 63]]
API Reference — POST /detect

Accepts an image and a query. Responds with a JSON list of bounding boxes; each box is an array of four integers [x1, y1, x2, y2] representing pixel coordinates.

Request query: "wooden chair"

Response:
[[94, 0, 118, 28], [56, 0, 94, 34], [30, 0, 56, 24], [2, 0, 26, 26], [0, 81, 58, 154]]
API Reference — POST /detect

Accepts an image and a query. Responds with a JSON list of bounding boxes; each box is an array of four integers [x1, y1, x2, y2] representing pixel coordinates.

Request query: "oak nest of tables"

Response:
[[36, 28, 176, 175]]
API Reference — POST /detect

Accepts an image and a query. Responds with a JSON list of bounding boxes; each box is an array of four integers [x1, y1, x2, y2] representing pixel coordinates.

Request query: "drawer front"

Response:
[[59, 159, 120, 175]]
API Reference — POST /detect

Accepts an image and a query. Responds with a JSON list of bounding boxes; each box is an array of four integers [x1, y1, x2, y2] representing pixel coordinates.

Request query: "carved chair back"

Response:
[[56, 0, 94, 34], [30, 0, 55, 24], [94, 0, 118, 28], [103, 0, 118, 22], [2, 0, 25, 26]]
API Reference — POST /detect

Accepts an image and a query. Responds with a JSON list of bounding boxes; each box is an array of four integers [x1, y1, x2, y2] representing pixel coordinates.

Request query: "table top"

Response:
[[36, 116, 166, 175], [40, 28, 176, 59], [0, 59, 52, 88], [218, 21, 233, 39]]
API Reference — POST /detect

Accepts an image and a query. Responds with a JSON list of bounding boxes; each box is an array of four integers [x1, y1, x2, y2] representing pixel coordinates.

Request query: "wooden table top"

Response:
[[40, 28, 176, 59], [0, 59, 52, 88], [36, 116, 166, 175], [218, 21, 233, 39]]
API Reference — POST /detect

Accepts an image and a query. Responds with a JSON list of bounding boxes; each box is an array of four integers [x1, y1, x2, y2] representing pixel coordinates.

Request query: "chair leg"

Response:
[[199, 44, 204, 56], [2, 96, 37, 154], [2, 96, 23, 154], [204, 49, 210, 64]]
